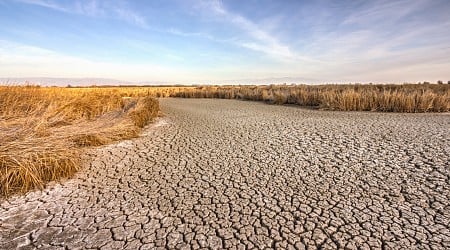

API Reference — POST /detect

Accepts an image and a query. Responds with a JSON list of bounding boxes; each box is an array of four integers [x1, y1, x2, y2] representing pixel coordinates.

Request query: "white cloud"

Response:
[[15, 0, 148, 28], [197, 0, 298, 61], [113, 7, 148, 28], [290, 0, 450, 81], [15, 0, 67, 11], [0, 40, 188, 82], [73, 0, 104, 16], [341, 0, 427, 26], [167, 28, 216, 41]]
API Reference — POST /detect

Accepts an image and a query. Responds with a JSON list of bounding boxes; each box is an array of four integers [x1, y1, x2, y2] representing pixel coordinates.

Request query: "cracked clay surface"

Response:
[[1, 98, 449, 249]]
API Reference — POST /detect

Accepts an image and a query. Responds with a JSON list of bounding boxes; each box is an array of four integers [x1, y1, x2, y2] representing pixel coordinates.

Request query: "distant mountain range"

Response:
[[0, 76, 324, 86]]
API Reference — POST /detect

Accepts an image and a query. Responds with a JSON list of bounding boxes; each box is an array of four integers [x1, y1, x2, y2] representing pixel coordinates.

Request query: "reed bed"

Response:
[[0, 86, 159, 196], [170, 84, 450, 112]]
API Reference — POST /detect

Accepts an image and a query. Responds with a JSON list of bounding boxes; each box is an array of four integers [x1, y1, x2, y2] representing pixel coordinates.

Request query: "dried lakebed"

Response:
[[1, 98, 449, 249]]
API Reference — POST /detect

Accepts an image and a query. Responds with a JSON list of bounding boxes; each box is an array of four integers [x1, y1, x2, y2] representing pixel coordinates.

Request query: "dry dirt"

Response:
[[1, 98, 449, 249]]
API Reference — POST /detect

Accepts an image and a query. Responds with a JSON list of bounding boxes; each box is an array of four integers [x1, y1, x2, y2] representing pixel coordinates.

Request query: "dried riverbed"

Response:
[[1, 98, 449, 249]]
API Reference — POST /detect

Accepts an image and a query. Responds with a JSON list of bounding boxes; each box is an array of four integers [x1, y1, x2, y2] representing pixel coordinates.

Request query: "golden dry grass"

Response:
[[170, 84, 450, 112], [0, 86, 159, 196]]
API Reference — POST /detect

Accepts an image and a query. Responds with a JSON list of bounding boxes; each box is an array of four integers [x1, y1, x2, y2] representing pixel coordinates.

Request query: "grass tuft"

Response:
[[0, 86, 159, 196]]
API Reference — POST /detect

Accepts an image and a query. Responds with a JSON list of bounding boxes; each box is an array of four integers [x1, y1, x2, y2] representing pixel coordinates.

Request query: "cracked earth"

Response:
[[1, 98, 449, 249]]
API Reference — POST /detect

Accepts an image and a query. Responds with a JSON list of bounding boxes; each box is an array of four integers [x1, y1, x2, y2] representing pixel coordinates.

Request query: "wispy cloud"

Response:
[[15, 0, 148, 28], [167, 28, 216, 41], [113, 7, 148, 28], [196, 0, 297, 61], [73, 0, 105, 16], [297, 0, 450, 73], [16, 0, 66, 11], [341, 0, 427, 26], [0, 40, 187, 81]]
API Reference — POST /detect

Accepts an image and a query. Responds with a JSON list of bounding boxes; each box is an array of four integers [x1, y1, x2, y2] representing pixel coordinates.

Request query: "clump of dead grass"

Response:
[[0, 86, 159, 196]]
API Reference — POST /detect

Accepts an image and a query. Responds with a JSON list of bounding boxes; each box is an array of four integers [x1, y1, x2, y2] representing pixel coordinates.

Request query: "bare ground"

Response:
[[1, 98, 449, 249]]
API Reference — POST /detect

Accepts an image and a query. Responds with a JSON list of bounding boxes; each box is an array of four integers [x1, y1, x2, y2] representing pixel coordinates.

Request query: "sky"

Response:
[[0, 0, 449, 84]]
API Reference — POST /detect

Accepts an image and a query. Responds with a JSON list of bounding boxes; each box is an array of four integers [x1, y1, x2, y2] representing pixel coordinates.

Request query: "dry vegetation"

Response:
[[171, 84, 450, 112], [0, 86, 160, 196]]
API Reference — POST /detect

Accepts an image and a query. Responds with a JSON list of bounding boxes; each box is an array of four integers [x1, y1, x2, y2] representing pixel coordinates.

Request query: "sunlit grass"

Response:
[[170, 84, 450, 112], [0, 86, 159, 196]]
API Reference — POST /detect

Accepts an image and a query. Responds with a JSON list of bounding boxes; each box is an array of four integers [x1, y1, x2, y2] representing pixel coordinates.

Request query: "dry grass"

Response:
[[170, 84, 450, 112], [0, 86, 159, 196]]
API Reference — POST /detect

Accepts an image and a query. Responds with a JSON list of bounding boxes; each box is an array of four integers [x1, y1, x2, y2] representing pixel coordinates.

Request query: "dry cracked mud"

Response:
[[1, 98, 449, 249]]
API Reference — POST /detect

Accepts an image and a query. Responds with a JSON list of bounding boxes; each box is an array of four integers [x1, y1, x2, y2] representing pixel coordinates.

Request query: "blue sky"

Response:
[[0, 0, 449, 84]]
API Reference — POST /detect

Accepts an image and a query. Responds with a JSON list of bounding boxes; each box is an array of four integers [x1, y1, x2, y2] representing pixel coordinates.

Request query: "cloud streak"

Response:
[[15, 0, 148, 28], [341, 0, 427, 26], [0, 40, 171, 81], [197, 0, 297, 61], [15, 0, 65, 11]]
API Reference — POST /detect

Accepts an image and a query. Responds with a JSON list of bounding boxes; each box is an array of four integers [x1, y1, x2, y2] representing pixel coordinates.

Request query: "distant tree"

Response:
[[67, 84, 72, 88], [437, 80, 443, 84], [448, 81, 450, 84], [423, 81, 430, 85]]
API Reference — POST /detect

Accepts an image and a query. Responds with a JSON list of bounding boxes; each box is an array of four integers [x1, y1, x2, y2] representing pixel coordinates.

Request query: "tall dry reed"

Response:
[[0, 86, 159, 196], [169, 84, 449, 112]]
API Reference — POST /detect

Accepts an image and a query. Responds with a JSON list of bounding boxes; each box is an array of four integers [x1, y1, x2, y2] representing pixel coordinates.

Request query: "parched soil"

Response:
[[1, 98, 449, 249]]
